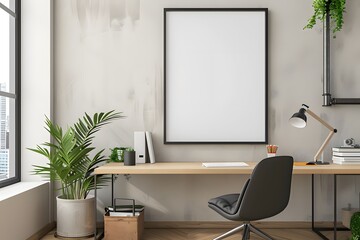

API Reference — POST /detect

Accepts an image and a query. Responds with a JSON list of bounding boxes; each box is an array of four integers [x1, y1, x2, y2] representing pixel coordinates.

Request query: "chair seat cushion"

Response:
[[208, 194, 240, 215]]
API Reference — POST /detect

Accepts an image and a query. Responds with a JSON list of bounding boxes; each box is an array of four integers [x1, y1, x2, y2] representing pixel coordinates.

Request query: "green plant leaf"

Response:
[[29, 110, 124, 199], [304, 0, 346, 35]]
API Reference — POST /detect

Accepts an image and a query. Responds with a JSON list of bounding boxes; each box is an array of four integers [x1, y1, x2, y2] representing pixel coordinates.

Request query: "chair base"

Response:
[[213, 223, 274, 240]]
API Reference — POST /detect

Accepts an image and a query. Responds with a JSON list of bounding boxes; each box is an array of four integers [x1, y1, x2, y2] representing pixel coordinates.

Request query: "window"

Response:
[[0, 0, 20, 187]]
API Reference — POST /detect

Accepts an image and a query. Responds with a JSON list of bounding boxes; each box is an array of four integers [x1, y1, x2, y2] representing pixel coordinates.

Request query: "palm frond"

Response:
[[29, 111, 124, 199]]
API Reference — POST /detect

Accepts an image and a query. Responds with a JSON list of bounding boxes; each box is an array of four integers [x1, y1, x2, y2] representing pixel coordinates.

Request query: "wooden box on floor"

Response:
[[104, 211, 144, 240]]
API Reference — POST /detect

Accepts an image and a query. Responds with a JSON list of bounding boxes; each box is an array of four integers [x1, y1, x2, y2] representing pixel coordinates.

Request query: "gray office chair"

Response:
[[208, 156, 294, 240]]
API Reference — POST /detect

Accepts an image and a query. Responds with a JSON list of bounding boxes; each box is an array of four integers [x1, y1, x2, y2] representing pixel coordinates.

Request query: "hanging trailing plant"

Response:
[[304, 0, 346, 34]]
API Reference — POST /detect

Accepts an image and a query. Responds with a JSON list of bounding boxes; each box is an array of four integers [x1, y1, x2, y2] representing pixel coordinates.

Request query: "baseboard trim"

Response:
[[144, 221, 344, 229], [34, 221, 344, 237], [27, 222, 56, 240]]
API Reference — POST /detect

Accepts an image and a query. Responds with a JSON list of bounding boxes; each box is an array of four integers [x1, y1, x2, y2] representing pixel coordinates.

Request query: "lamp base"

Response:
[[306, 161, 330, 165]]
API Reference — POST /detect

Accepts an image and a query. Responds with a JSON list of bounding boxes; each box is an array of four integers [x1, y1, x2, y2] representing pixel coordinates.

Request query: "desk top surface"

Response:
[[94, 162, 360, 175]]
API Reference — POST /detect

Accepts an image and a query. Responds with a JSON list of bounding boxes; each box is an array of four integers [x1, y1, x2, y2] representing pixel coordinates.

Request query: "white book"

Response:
[[134, 131, 146, 164], [333, 152, 360, 157], [332, 147, 360, 153], [332, 159, 360, 165], [108, 212, 141, 217], [332, 156, 360, 162], [107, 205, 145, 212], [145, 131, 156, 164], [202, 162, 249, 168]]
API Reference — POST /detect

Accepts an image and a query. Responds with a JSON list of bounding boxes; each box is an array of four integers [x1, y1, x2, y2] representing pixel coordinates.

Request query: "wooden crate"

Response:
[[104, 211, 144, 240]]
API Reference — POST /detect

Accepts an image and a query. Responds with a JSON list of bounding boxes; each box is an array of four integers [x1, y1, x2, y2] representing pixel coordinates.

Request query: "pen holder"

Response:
[[266, 145, 278, 158], [124, 151, 136, 166]]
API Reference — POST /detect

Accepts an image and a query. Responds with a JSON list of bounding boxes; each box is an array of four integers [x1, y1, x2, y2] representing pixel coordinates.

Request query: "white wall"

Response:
[[22, 0, 53, 183], [0, 183, 50, 240], [54, 0, 360, 222], [0, 0, 55, 238]]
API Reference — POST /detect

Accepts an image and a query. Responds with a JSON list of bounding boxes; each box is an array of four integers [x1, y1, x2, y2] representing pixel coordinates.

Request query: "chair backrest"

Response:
[[238, 156, 293, 221]]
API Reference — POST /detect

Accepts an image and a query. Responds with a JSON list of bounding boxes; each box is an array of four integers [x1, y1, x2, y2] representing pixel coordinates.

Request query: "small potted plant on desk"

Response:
[[109, 147, 126, 162], [29, 110, 123, 238]]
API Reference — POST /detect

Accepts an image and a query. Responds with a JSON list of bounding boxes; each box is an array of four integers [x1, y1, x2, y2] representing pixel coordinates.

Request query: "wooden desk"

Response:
[[94, 162, 360, 240], [94, 161, 360, 175]]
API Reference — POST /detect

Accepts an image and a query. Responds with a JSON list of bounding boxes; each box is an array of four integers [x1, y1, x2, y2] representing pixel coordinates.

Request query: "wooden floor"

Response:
[[41, 228, 352, 240]]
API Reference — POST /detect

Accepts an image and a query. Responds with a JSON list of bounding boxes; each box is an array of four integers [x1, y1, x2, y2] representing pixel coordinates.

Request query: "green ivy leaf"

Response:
[[304, 0, 346, 35]]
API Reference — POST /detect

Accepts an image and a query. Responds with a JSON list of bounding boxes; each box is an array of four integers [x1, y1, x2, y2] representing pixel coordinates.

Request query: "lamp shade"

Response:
[[289, 108, 307, 128]]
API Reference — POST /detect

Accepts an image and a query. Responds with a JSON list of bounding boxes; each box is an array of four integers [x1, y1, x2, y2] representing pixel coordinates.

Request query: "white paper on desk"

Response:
[[202, 162, 249, 168]]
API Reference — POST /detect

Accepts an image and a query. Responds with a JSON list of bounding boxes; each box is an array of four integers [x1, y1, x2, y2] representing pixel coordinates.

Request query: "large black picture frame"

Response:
[[164, 8, 268, 144]]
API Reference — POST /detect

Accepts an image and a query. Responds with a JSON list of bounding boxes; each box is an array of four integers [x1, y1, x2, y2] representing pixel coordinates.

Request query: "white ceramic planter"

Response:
[[56, 195, 95, 238], [342, 207, 359, 229]]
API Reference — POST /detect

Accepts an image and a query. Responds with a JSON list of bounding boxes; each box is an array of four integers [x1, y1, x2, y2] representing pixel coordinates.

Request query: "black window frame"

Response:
[[0, 0, 21, 188]]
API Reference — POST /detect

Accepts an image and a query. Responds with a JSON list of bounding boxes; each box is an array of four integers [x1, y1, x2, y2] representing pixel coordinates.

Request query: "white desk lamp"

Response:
[[290, 104, 337, 165]]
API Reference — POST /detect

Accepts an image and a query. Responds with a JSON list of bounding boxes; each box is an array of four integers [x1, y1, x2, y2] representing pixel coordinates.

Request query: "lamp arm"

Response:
[[305, 108, 335, 131], [314, 130, 335, 161], [305, 108, 337, 162]]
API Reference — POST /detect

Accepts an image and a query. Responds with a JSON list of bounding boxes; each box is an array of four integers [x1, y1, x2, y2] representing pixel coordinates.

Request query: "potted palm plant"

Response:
[[29, 110, 123, 238]]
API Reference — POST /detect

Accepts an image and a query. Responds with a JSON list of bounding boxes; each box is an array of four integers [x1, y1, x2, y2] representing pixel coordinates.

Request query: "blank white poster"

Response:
[[165, 9, 267, 143]]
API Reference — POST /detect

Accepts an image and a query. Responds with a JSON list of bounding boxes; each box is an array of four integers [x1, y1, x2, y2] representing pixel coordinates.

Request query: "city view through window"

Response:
[[0, 0, 18, 186], [0, 84, 10, 181]]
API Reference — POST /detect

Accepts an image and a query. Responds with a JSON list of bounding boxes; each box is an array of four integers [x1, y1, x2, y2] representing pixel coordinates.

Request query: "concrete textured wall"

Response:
[[54, 0, 360, 221]]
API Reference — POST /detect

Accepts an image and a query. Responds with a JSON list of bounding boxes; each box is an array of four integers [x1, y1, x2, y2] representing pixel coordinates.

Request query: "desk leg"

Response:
[[312, 174, 349, 240], [334, 175, 337, 240], [94, 174, 97, 240], [312, 174, 330, 240], [112, 174, 114, 207], [312, 174, 315, 231]]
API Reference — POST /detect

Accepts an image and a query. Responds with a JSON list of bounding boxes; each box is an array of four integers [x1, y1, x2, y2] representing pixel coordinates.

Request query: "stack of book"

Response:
[[332, 147, 360, 164], [105, 204, 144, 217]]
